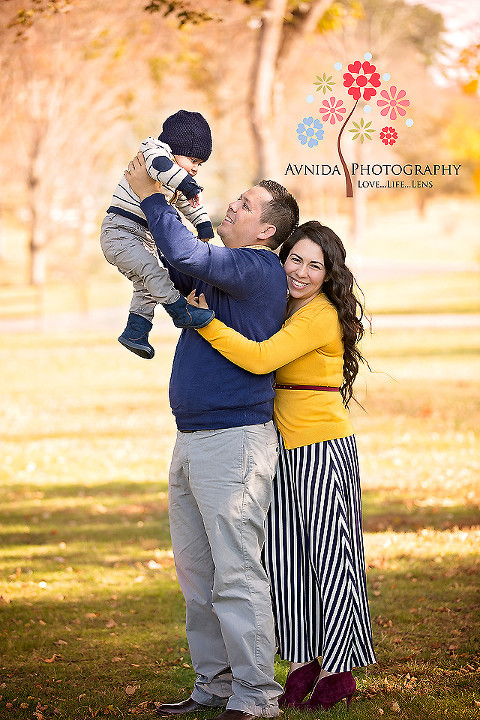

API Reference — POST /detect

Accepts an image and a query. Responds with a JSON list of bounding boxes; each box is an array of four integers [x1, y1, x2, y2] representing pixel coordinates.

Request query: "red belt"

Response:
[[273, 383, 339, 392]]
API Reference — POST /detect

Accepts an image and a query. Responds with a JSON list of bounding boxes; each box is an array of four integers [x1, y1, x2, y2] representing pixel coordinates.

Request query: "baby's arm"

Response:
[[174, 193, 214, 241], [140, 137, 202, 201]]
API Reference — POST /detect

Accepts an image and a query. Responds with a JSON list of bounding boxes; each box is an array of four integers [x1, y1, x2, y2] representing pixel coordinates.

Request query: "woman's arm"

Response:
[[197, 303, 338, 374]]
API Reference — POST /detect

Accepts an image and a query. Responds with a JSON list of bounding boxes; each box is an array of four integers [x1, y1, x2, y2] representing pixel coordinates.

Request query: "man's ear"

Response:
[[258, 224, 276, 241]]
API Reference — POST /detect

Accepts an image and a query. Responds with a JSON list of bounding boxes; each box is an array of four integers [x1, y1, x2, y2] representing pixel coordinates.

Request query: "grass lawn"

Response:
[[0, 325, 479, 719]]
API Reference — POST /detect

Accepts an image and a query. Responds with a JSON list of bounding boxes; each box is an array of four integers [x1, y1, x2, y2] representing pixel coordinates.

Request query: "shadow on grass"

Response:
[[0, 552, 479, 720], [362, 490, 480, 532], [1, 479, 171, 552], [4, 479, 168, 499]]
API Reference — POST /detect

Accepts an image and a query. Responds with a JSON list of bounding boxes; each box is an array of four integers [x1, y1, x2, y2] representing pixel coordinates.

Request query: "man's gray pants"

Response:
[[169, 423, 282, 717], [100, 212, 180, 320]]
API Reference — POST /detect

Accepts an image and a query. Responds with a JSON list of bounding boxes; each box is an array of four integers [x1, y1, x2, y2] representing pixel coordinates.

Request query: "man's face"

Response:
[[217, 185, 274, 248]]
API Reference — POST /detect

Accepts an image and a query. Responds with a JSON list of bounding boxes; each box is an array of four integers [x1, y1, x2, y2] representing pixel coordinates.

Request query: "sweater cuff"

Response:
[[177, 175, 203, 200], [196, 221, 214, 240], [140, 192, 171, 213]]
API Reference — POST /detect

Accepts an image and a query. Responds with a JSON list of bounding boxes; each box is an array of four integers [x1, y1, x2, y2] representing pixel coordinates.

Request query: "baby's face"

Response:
[[174, 155, 203, 177]]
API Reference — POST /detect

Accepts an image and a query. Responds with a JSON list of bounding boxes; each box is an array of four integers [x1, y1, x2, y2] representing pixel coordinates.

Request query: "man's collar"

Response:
[[243, 244, 276, 252]]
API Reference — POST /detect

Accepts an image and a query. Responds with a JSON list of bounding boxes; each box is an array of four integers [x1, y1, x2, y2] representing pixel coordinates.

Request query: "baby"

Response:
[[100, 110, 215, 359]]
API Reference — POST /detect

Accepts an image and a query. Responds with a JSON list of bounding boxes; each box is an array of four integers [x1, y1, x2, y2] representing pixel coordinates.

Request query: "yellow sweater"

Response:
[[197, 293, 354, 449]]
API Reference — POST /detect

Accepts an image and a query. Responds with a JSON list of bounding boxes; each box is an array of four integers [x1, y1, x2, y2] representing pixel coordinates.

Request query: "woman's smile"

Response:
[[284, 236, 327, 308]]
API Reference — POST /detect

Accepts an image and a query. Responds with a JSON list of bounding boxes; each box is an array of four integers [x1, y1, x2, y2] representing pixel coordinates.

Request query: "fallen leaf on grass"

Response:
[[44, 654, 62, 663], [106, 619, 117, 628], [125, 685, 138, 696], [111, 657, 125, 663], [54, 639, 68, 646], [392, 701, 401, 712]]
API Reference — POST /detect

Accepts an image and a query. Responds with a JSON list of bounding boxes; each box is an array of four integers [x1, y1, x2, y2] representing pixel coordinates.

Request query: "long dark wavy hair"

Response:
[[279, 220, 368, 408]]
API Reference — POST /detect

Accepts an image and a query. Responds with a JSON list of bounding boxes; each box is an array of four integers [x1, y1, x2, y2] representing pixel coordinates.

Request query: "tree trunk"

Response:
[[27, 143, 47, 286], [249, 0, 288, 181], [249, 0, 334, 183]]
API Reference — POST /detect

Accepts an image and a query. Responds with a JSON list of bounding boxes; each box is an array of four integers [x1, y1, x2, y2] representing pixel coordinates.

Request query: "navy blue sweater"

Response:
[[140, 193, 288, 431]]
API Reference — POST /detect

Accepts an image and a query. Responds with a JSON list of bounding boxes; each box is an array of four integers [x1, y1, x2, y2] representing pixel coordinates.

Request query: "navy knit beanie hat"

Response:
[[159, 110, 212, 162]]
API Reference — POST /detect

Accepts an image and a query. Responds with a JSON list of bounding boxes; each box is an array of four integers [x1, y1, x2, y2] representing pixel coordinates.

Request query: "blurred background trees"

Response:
[[0, 0, 479, 296]]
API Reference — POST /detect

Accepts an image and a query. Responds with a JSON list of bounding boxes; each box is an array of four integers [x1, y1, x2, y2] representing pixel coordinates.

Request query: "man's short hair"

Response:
[[258, 180, 299, 249]]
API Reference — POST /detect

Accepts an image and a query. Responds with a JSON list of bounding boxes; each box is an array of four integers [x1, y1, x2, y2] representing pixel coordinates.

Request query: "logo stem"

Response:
[[337, 99, 359, 198]]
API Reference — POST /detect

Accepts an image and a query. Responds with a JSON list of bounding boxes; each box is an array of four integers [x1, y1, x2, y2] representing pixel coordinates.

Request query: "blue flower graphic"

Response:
[[297, 117, 324, 147]]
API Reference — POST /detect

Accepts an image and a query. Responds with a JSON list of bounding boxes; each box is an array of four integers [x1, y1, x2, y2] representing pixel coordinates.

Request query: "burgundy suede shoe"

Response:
[[302, 671, 356, 711], [279, 659, 321, 708]]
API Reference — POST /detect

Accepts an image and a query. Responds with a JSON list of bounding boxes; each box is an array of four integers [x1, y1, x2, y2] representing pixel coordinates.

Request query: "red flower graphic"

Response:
[[380, 126, 398, 145], [377, 86, 410, 120], [318, 97, 346, 125], [343, 60, 381, 101]]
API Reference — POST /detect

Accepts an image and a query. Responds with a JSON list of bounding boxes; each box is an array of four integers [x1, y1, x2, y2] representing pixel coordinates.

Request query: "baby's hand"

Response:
[[186, 290, 209, 309], [189, 194, 201, 208]]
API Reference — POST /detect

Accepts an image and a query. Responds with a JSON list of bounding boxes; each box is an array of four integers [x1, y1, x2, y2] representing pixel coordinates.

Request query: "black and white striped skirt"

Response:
[[263, 433, 376, 672]]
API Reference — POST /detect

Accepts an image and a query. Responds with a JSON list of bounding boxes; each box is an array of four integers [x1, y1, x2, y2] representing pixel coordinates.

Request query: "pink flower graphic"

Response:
[[380, 126, 398, 145], [377, 86, 410, 120], [318, 97, 346, 125], [343, 60, 381, 101]]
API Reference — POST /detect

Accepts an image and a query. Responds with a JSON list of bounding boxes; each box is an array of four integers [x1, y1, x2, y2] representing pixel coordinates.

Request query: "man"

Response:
[[125, 153, 299, 720]]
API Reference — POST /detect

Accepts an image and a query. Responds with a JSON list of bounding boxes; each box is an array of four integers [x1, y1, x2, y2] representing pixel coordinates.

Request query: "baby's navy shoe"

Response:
[[163, 296, 214, 329], [118, 312, 155, 359]]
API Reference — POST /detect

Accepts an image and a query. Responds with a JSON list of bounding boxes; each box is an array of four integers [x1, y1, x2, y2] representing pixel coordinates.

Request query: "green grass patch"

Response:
[[0, 327, 479, 719]]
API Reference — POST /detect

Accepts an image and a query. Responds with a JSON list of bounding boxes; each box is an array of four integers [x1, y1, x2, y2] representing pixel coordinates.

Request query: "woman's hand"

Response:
[[124, 152, 161, 200], [186, 290, 210, 309]]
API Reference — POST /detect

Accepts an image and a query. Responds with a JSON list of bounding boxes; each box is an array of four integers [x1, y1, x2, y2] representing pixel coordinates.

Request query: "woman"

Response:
[[189, 220, 376, 711]]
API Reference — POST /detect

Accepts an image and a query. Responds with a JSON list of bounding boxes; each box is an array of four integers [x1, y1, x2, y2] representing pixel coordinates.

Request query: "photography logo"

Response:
[[286, 53, 458, 197]]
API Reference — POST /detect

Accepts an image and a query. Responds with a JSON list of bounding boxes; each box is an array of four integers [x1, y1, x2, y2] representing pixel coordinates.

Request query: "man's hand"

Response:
[[124, 152, 160, 201]]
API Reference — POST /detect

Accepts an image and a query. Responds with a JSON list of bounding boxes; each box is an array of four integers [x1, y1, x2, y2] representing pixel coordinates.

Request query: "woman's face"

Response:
[[283, 236, 327, 304]]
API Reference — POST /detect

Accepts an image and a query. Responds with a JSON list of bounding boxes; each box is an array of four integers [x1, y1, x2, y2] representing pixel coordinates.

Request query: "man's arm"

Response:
[[142, 194, 269, 299], [125, 154, 270, 299]]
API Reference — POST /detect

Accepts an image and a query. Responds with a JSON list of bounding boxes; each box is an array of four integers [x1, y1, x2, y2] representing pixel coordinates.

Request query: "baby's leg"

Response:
[[108, 230, 180, 322], [101, 214, 213, 357], [100, 214, 179, 358]]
